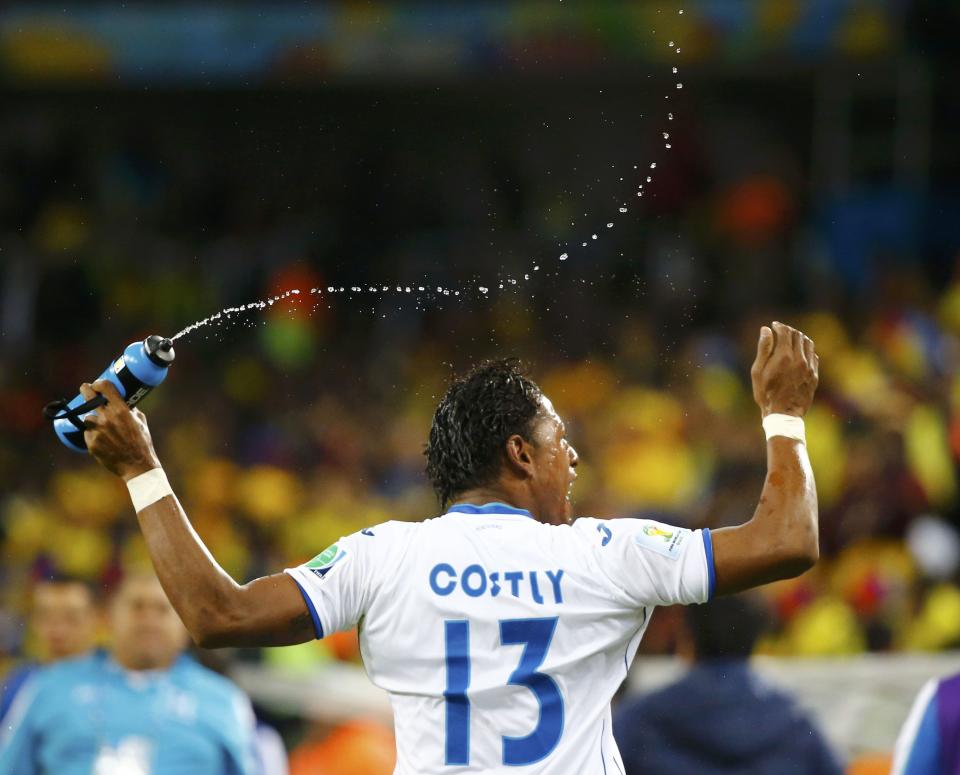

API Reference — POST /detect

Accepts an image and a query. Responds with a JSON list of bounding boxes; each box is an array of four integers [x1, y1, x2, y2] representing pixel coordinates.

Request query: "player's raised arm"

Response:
[[78, 381, 315, 649], [710, 322, 820, 595]]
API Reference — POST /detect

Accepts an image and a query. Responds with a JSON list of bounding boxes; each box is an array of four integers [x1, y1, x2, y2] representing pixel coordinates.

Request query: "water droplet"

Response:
[[591, 234, 598, 240], [663, 132, 670, 139], [676, 83, 683, 89], [534, 265, 540, 271], [559, 253, 568, 261], [668, 112, 674, 120], [327, 287, 334, 292], [619, 207, 628, 213], [650, 162, 657, 168], [673, 67, 678, 74], [646, 176, 652, 182], [669, 40, 674, 46], [606, 223, 614, 228], [665, 143, 672, 149]]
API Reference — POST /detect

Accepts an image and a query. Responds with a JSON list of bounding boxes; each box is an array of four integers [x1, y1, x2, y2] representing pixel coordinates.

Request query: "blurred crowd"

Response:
[[1, 44, 960, 764]]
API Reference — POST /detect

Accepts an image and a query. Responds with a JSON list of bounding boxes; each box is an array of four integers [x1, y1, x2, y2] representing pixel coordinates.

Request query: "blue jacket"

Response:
[[613, 661, 842, 775], [893, 672, 960, 775], [0, 650, 258, 775], [0, 663, 38, 724]]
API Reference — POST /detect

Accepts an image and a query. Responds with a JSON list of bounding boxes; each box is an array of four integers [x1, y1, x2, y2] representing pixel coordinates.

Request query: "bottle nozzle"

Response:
[[144, 334, 176, 365]]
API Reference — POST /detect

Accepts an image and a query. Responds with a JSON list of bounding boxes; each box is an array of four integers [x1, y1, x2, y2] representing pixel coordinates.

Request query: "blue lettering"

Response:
[[505, 571, 523, 597], [546, 570, 564, 604], [529, 572, 544, 605], [430, 563, 457, 596], [431, 564, 566, 604], [461, 565, 487, 597], [597, 525, 612, 546]]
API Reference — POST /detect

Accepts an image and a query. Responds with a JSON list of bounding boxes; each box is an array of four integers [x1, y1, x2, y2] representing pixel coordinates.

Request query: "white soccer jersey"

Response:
[[285, 502, 715, 774]]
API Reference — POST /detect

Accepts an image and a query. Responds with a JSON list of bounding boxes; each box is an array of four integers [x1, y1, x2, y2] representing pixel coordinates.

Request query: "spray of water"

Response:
[[170, 9, 685, 342]]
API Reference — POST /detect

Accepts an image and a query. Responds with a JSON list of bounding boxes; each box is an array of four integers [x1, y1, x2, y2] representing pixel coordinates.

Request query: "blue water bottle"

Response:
[[44, 335, 175, 453]]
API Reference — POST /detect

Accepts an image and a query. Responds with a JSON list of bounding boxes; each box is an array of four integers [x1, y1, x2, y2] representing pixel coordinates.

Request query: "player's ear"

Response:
[[504, 434, 535, 478]]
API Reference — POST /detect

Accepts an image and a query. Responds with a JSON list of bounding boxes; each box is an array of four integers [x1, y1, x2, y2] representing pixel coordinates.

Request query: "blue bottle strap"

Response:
[[43, 394, 109, 432]]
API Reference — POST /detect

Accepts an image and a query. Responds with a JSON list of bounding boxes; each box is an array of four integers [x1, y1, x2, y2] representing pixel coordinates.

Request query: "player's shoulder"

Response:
[[41, 651, 101, 681], [174, 655, 245, 701], [570, 515, 699, 555], [336, 519, 419, 553], [24, 651, 99, 698]]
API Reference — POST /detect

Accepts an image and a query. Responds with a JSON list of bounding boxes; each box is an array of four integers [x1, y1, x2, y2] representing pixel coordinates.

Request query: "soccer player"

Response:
[[76, 321, 819, 774], [0, 573, 258, 774]]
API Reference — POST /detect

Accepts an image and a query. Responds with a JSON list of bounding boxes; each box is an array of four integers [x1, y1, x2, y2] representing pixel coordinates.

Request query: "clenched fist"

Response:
[[79, 380, 161, 480], [750, 321, 819, 418]]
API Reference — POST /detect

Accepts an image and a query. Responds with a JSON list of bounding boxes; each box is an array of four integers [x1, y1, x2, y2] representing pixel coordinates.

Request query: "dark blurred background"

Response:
[[2, 0, 960, 768]]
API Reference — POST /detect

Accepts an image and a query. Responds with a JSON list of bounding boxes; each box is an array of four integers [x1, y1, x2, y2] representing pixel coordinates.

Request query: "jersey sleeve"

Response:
[[891, 678, 940, 775], [283, 522, 405, 639], [576, 517, 715, 607], [0, 673, 41, 775]]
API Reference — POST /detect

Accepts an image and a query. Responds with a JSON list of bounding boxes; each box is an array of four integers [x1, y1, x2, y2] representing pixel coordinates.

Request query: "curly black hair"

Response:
[[425, 359, 543, 507]]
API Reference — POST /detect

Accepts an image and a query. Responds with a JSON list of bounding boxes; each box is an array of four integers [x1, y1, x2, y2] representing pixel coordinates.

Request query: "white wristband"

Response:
[[762, 413, 806, 443], [126, 468, 174, 512]]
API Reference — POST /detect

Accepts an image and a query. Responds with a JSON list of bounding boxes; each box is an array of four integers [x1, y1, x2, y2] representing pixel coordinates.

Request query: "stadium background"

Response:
[[1, 0, 959, 770]]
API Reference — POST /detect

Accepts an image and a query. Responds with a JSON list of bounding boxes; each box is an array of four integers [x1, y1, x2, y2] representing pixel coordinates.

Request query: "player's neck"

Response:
[[451, 485, 536, 517]]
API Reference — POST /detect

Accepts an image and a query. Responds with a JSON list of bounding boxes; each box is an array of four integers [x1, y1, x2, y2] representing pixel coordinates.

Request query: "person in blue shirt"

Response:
[[0, 574, 98, 723], [613, 593, 843, 775], [891, 671, 960, 775], [0, 572, 258, 775]]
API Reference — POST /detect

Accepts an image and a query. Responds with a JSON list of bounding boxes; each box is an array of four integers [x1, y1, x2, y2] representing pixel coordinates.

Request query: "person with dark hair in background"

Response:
[[77, 322, 820, 773], [613, 594, 842, 775], [0, 573, 258, 774], [0, 574, 97, 723]]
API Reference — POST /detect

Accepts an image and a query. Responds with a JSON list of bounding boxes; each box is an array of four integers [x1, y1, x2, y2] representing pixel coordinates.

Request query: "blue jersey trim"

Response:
[[702, 528, 717, 599], [902, 685, 940, 775], [290, 576, 324, 639], [447, 502, 534, 519], [600, 719, 608, 775]]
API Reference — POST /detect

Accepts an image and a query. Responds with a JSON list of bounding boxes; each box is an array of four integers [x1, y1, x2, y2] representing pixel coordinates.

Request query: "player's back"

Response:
[[286, 502, 714, 774]]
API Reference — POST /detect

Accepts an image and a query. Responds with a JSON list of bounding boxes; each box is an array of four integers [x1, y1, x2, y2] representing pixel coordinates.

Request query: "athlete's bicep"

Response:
[[213, 573, 315, 648], [709, 523, 807, 595]]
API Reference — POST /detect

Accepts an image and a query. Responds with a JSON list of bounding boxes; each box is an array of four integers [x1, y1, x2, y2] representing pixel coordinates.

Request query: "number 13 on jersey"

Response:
[[443, 616, 564, 767]]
